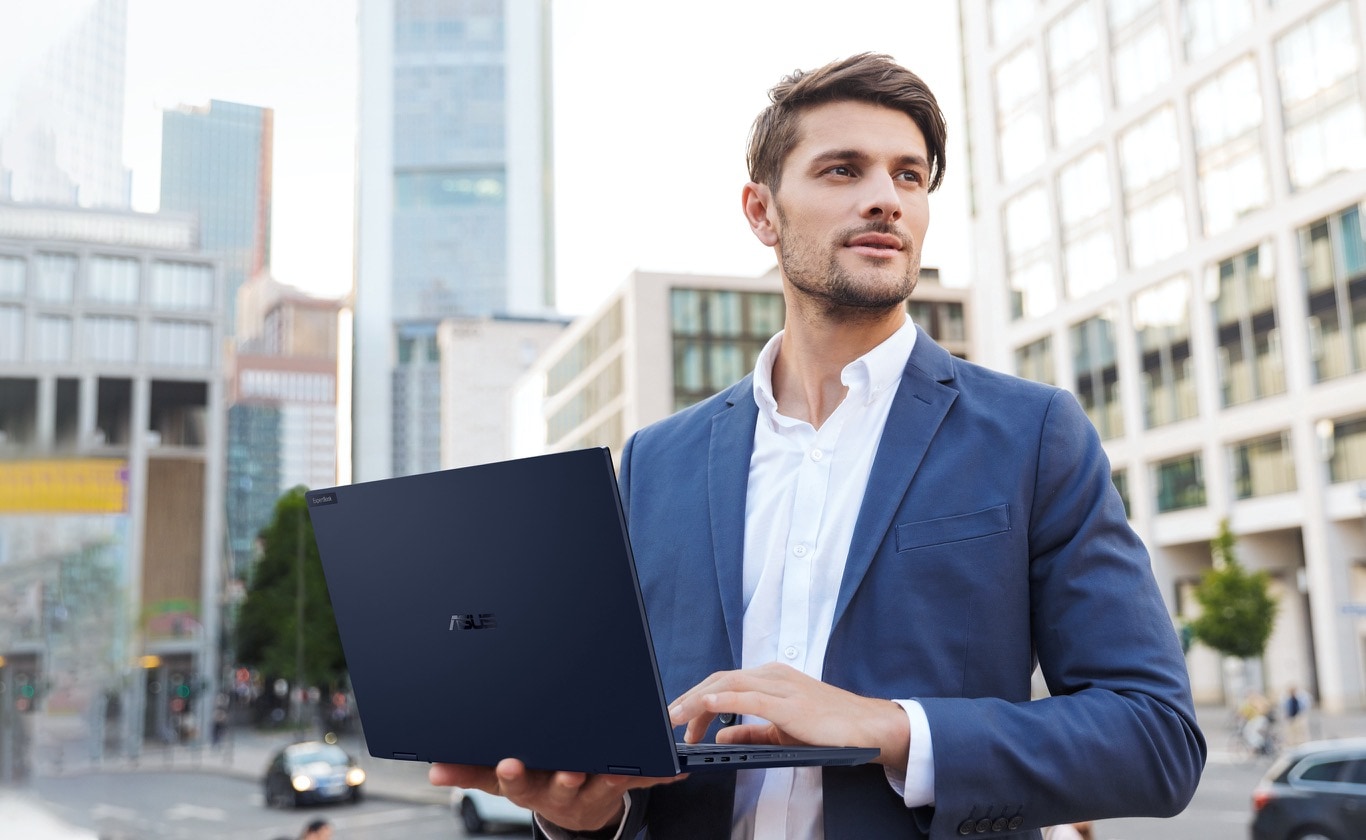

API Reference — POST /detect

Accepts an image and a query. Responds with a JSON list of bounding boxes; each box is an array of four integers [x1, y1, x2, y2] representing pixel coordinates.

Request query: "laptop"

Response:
[[307, 446, 879, 777]]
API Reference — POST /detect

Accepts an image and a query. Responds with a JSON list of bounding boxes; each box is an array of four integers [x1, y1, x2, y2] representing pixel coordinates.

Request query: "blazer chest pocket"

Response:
[[895, 504, 1010, 551]]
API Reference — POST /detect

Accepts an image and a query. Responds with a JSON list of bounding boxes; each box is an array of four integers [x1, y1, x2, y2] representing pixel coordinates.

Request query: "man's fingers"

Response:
[[428, 762, 497, 792]]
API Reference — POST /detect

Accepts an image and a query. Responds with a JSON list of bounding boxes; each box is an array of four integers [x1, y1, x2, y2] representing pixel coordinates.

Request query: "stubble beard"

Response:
[[778, 215, 921, 324]]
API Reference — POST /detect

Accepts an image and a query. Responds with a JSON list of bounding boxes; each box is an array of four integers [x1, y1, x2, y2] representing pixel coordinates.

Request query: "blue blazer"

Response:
[[605, 329, 1205, 839]]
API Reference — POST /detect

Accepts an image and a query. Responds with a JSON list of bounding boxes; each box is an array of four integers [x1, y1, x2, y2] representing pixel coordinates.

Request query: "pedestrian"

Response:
[[1283, 683, 1313, 746], [1044, 823, 1093, 840], [429, 52, 1205, 838], [299, 817, 332, 840]]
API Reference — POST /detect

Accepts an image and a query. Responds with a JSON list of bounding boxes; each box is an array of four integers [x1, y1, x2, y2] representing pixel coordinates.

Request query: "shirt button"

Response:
[[793, 544, 807, 557], [810, 448, 824, 461], [784, 646, 799, 660]]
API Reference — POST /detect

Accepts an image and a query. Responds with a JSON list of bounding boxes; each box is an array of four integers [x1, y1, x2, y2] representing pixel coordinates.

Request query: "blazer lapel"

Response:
[[708, 378, 758, 669], [832, 330, 958, 634]]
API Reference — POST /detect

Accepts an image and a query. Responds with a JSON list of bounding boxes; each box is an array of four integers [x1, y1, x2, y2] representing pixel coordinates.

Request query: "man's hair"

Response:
[[746, 53, 947, 193], [302, 819, 330, 836]]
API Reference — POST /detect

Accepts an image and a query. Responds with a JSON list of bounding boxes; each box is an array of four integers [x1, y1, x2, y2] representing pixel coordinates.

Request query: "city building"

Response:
[[959, 0, 1366, 709], [0, 201, 224, 766], [159, 100, 274, 337], [437, 314, 567, 468], [354, 0, 557, 481], [226, 272, 342, 578], [512, 267, 968, 459], [0, 0, 130, 208]]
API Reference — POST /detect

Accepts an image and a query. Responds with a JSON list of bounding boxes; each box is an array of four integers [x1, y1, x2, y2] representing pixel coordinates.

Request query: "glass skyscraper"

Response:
[[354, 0, 556, 480]]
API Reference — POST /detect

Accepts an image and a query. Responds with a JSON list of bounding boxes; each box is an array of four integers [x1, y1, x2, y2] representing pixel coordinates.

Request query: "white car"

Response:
[[450, 787, 534, 834]]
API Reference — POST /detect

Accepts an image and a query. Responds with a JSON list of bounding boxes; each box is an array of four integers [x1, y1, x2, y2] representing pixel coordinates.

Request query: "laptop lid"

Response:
[[308, 447, 876, 777]]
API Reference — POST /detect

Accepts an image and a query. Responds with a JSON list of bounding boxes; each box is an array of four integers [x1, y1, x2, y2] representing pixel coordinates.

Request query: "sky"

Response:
[[24, 0, 971, 316]]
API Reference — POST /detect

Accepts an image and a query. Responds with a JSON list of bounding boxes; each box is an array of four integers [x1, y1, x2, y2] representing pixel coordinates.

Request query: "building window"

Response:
[[1048, 2, 1105, 148], [1134, 276, 1197, 428], [393, 170, 505, 207], [34, 314, 72, 362], [1211, 244, 1284, 407], [1180, 0, 1253, 62], [991, 0, 1036, 45], [1190, 58, 1268, 236], [83, 315, 138, 364], [1329, 415, 1366, 483], [671, 289, 782, 408], [910, 300, 967, 344], [1229, 432, 1296, 499], [995, 47, 1047, 181], [547, 301, 623, 398], [33, 253, 77, 303], [1057, 149, 1117, 300], [1154, 452, 1205, 512], [149, 320, 212, 368], [1276, 1, 1365, 190], [1071, 309, 1124, 440], [0, 305, 22, 361], [1301, 203, 1366, 381], [1005, 185, 1057, 319], [150, 261, 214, 310], [88, 255, 141, 305], [0, 255, 24, 297], [1109, 0, 1171, 106], [1119, 107, 1188, 268], [1014, 335, 1055, 385], [1112, 467, 1131, 518]]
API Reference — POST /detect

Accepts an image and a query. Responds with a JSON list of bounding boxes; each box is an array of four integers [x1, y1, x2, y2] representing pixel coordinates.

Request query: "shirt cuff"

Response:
[[533, 792, 632, 840], [886, 698, 935, 807]]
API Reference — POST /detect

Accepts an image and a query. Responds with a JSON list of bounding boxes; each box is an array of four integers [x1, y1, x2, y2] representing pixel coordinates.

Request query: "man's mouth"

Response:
[[845, 232, 904, 253]]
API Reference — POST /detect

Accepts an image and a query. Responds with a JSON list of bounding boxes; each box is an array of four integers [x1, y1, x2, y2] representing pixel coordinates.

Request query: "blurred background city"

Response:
[[0, 0, 1363, 837]]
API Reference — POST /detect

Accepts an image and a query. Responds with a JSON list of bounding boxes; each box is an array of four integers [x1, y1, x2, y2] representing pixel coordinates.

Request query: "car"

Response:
[[450, 786, 534, 835], [1250, 736, 1366, 840], [263, 740, 366, 808]]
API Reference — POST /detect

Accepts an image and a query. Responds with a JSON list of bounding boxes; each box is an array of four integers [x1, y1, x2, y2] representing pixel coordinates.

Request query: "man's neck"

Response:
[[771, 307, 904, 429]]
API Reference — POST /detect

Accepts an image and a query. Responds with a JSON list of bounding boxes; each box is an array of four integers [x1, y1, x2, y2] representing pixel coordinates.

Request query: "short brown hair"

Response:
[[746, 53, 947, 193]]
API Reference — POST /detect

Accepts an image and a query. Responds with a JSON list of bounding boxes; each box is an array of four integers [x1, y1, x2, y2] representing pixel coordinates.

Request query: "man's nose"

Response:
[[859, 173, 902, 221]]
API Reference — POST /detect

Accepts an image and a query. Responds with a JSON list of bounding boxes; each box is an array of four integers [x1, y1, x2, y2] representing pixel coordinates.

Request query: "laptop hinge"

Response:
[[607, 765, 641, 776]]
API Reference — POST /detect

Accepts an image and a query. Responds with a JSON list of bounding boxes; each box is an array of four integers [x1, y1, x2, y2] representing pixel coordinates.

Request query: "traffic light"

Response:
[[13, 671, 38, 713]]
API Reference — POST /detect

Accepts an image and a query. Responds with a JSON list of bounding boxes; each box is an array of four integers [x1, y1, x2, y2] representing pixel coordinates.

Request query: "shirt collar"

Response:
[[752, 315, 918, 425]]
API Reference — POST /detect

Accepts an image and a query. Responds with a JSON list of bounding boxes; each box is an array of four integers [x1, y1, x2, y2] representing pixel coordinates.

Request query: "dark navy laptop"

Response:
[[307, 446, 878, 777]]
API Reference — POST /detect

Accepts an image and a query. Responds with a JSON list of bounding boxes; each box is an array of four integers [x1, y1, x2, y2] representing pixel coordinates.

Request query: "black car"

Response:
[[263, 741, 367, 808], [1251, 737, 1366, 840]]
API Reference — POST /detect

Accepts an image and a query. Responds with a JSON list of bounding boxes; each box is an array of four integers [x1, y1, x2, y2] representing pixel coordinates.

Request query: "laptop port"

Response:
[[703, 757, 714, 763]]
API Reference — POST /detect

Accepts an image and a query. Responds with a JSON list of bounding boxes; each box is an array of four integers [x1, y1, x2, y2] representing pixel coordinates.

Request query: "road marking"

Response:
[[164, 803, 228, 821], [91, 803, 139, 821], [332, 805, 447, 828]]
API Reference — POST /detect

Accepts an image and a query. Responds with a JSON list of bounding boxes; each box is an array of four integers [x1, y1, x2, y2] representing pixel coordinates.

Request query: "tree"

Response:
[[1189, 520, 1277, 661], [235, 487, 347, 698]]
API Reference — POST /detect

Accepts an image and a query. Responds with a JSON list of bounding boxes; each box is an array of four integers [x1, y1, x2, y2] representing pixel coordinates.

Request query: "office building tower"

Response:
[[513, 268, 968, 459], [960, 0, 1366, 709], [0, 201, 224, 762], [354, 0, 556, 480], [226, 273, 342, 578], [0, 0, 131, 208], [159, 100, 274, 336]]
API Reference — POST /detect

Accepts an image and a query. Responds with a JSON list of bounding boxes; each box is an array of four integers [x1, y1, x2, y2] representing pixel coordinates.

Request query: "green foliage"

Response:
[[235, 487, 347, 690], [1189, 520, 1278, 660]]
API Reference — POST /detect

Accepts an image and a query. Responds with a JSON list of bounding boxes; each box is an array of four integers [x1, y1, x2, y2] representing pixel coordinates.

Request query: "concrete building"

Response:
[[513, 267, 969, 459], [354, 0, 557, 481], [0, 201, 224, 765], [959, 0, 1366, 709], [0, 0, 131, 209], [159, 100, 274, 337], [226, 273, 341, 578]]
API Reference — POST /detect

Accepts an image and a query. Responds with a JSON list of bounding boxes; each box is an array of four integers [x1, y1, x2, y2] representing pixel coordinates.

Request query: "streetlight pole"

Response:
[[295, 502, 305, 733]]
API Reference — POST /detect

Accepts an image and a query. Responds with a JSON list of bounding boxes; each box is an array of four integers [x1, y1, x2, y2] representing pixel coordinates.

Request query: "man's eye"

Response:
[[897, 171, 924, 183], [828, 165, 854, 177]]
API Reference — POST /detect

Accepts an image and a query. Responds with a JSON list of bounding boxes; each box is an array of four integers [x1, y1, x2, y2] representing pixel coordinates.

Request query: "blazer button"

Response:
[[975, 818, 992, 832], [992, 817, 1008, 831], [958, 819, 975, 835], [1007, 816, 1025, 830]]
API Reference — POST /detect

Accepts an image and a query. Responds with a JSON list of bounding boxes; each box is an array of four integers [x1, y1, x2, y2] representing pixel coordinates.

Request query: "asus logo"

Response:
[[449, 613, 498, 631]]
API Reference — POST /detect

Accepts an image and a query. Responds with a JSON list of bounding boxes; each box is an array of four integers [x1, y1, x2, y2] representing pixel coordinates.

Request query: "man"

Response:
[[431, 53, 1205, 838], [299, 818, 332, 840]]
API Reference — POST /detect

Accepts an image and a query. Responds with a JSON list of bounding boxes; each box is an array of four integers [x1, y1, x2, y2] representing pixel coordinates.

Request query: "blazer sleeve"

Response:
[[916, 389, 1206, 835]]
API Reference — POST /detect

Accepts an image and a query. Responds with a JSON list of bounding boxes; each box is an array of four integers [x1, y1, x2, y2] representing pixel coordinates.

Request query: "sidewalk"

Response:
[[1196, 701, 1366, 763]]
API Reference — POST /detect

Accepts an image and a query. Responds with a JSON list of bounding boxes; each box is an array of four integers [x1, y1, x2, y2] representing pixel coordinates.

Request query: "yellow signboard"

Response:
[[0, 459, 129, 513]]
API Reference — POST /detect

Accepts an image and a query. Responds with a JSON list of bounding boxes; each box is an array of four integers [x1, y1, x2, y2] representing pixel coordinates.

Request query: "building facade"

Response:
[[513, 268, 969, 459], [0, 202, 224, 768], [159, 100, 274, 337], [0, 0, 130, 209], [354, 0, 556, 481], [960, 0, 1366, 709]]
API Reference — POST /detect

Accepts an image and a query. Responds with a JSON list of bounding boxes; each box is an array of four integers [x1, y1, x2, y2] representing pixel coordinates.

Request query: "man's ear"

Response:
[[742, 182, 780, 247]]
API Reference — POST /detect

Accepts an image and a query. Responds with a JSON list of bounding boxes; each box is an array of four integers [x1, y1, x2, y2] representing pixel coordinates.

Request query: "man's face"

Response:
[[749, 100, 932, 319]]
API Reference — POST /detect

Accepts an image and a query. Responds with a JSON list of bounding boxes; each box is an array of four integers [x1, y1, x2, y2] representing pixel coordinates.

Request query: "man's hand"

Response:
[[667, 662, 909, 769], [429, 759, 678, 834]]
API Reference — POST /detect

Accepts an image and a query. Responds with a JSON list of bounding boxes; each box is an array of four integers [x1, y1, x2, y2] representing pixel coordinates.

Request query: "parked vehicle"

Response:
[[263, 741, 366, 808], [451, 786, 533, 834], [1251, 737, 1366, 840]]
